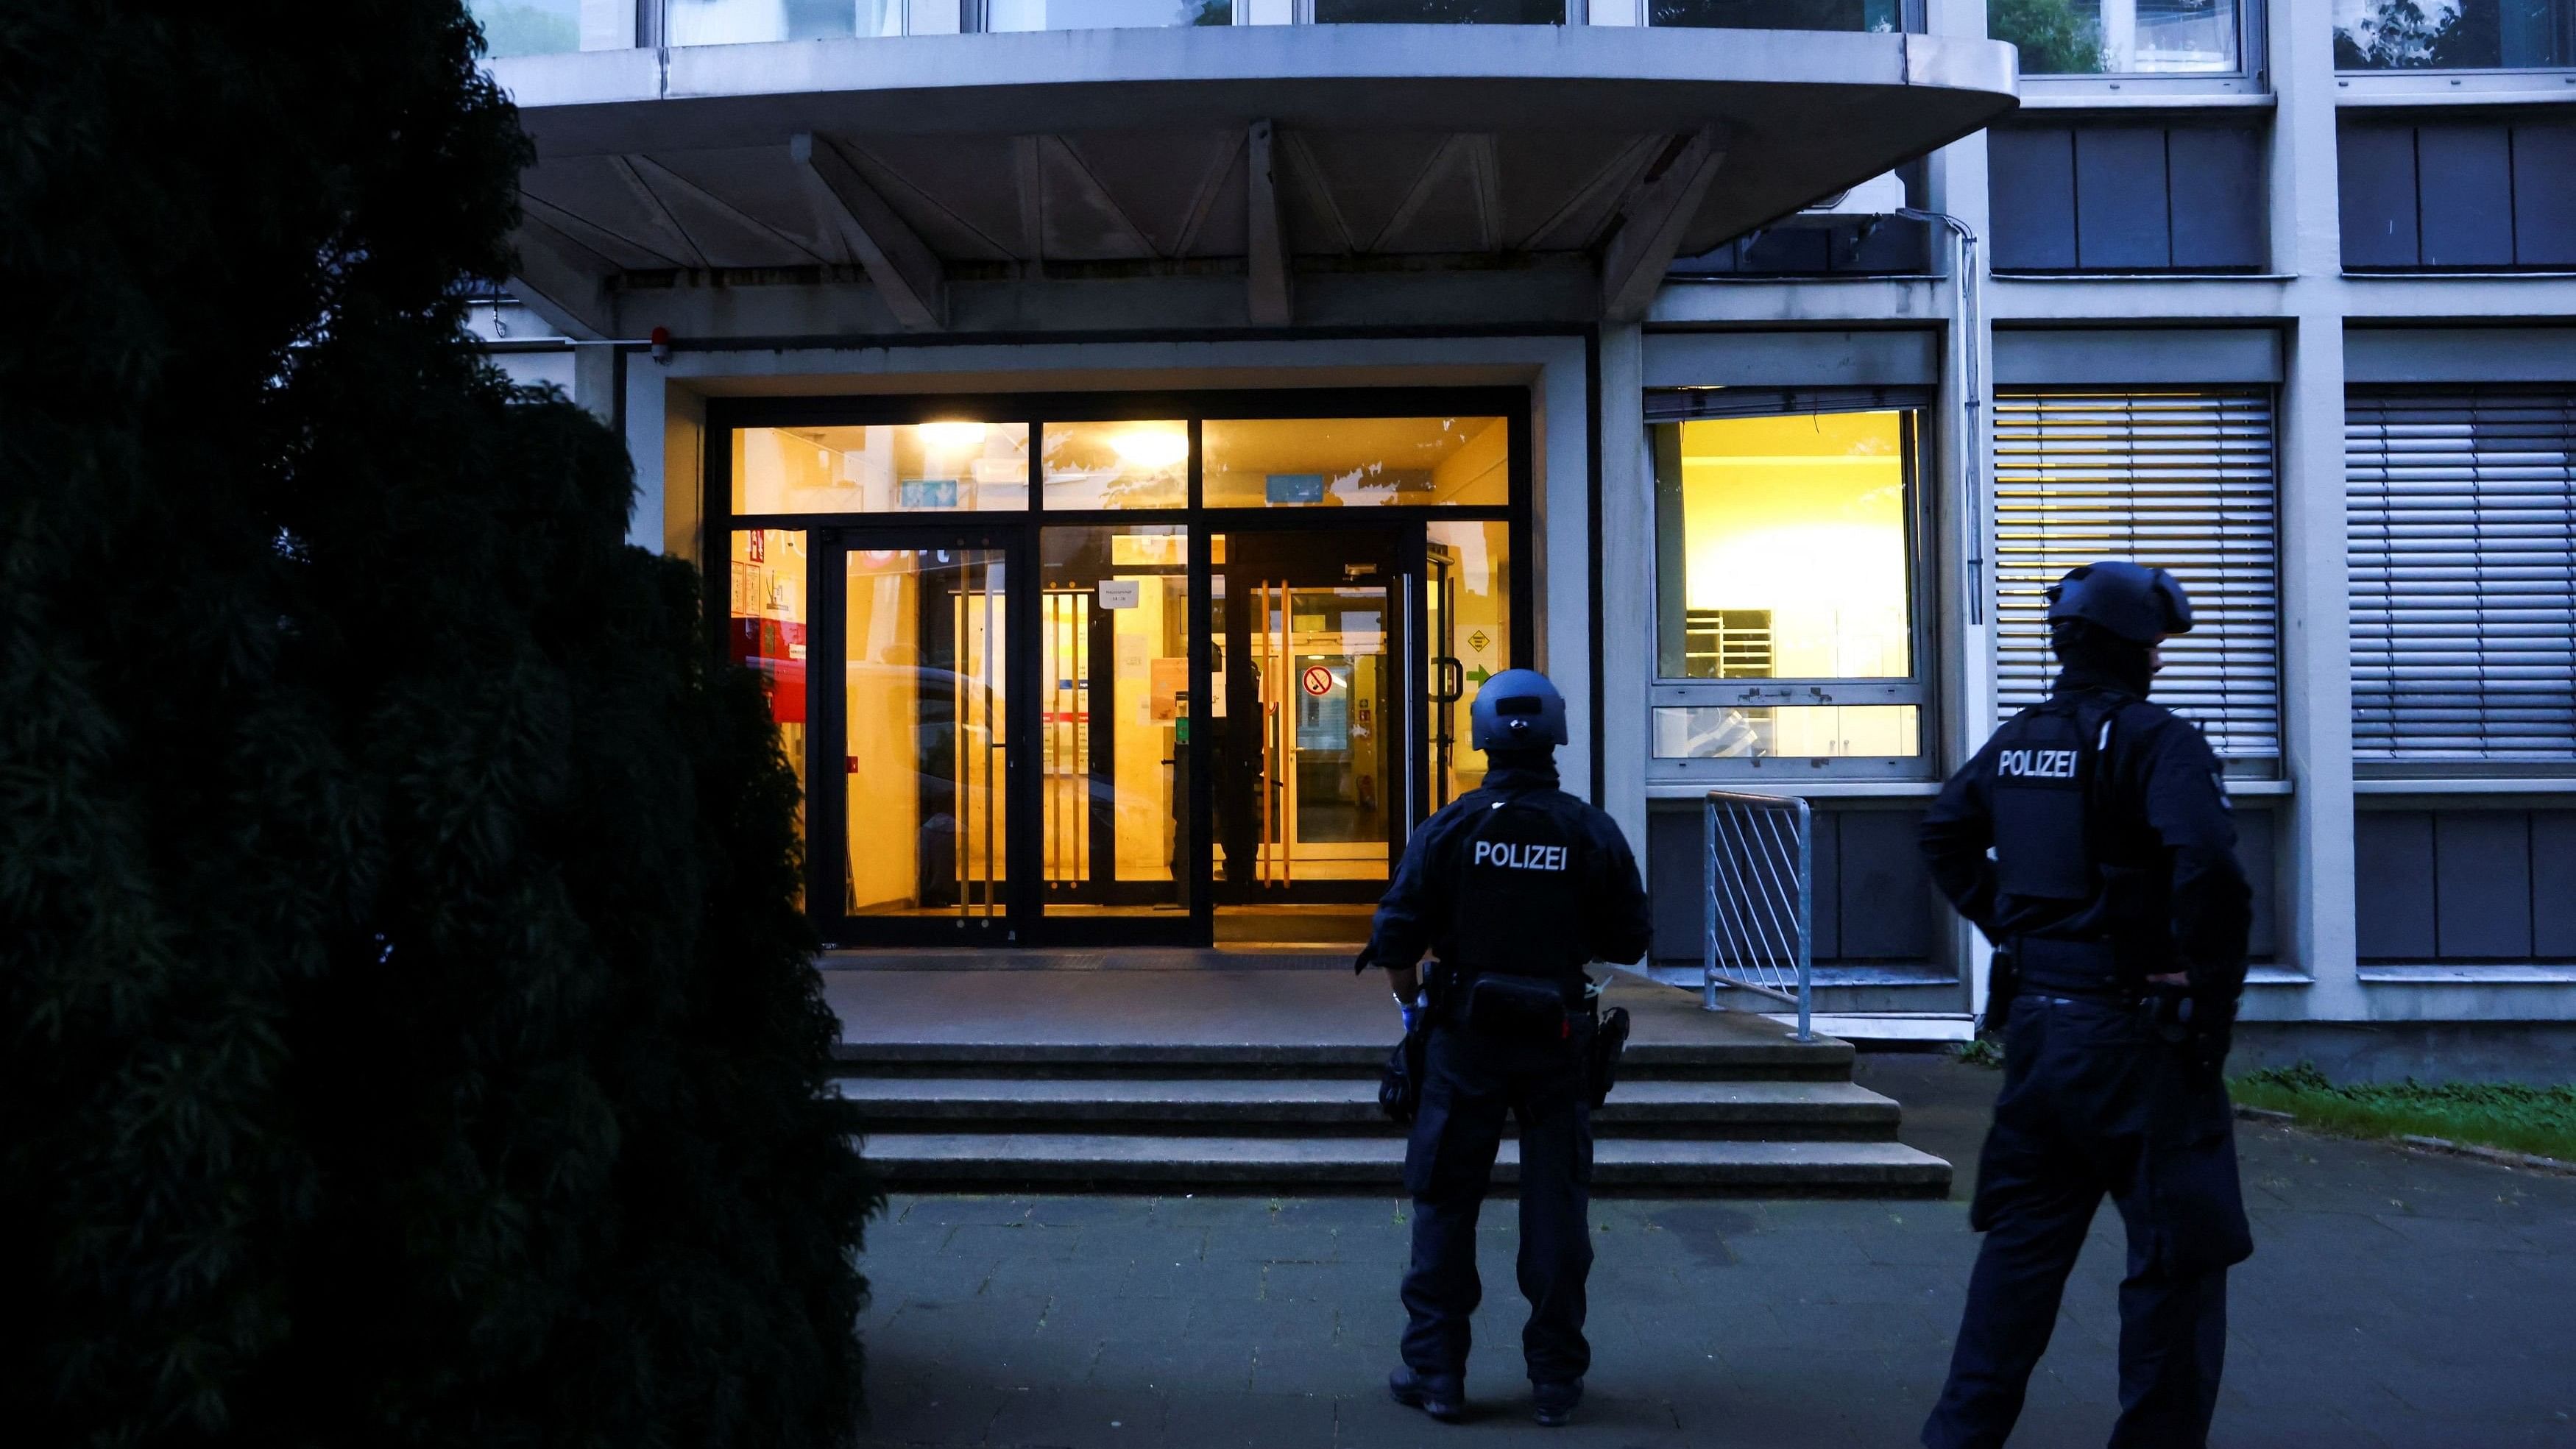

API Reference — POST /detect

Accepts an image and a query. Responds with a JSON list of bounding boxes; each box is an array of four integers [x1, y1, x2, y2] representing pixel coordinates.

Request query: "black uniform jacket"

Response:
[[1922, 670, 2254, 996], [1363, 762, 1653, 977]]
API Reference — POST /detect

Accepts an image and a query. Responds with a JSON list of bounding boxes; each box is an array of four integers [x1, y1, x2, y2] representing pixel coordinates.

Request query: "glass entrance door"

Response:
[[1213, 530, 1411, 920], [824, 534, 1019, 941]]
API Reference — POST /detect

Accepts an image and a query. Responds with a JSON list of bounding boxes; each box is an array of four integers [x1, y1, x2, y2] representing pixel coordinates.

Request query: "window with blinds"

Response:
[[2349, 389, 2576, 762], [1992, 389, 2281, 759]]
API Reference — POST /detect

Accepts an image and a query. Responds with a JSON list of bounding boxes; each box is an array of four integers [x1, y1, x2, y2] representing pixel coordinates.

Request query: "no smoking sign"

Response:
[[1301, 665, 1334, 697]]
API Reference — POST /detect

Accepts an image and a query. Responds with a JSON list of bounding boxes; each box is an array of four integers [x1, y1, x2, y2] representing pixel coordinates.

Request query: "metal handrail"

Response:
[[1702, 790, 1814, 1043]]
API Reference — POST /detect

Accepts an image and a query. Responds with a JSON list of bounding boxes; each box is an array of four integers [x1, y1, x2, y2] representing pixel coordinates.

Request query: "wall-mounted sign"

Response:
[[898, 478, 960, 509], [1302, 665, 1335, 697], [1097, 578, 1142, 609]]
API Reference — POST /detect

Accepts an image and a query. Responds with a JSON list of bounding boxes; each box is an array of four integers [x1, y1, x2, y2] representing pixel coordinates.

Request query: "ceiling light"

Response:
[[1110, 429, 1188, 469], [919, 421, 988, 448]]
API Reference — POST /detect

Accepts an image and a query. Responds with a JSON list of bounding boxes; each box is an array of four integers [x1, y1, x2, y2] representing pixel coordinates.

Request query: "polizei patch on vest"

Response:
[[1997, 748, 2081, 779], [1473, 840, 1569, 871]]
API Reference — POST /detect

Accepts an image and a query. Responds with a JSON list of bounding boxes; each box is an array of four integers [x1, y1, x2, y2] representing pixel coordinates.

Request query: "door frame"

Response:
[[706, 387, 1535, 950], [809, 523, 1038, 948]]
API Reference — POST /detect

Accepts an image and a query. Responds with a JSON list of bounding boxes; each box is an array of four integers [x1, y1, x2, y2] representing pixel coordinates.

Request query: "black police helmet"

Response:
[[2045, 561, 2194, 647], [1470, 668, 1569, 752]]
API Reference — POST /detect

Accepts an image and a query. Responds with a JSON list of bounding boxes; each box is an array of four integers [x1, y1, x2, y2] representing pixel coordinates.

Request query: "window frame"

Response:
[[2006, 0, 2270, 102], [1642, 389, 1940, 784], [2331, 0, 2576, 85]]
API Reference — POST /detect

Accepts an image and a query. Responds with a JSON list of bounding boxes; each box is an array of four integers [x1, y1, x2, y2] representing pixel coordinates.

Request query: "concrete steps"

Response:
[[834, 1077, 1904, 1141], [857, 1133, 1952, 1194], [825, 968, 1953, 1196]]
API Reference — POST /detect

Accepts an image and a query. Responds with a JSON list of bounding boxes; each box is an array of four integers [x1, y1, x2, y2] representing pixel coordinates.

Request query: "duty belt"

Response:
[[2010, 936, 2139, 1002]]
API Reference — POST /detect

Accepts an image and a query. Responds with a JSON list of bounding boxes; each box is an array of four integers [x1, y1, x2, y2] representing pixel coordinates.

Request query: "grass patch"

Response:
[[1952, 1036, 2005, 1070], [2232, 1063, 2576, 1163]]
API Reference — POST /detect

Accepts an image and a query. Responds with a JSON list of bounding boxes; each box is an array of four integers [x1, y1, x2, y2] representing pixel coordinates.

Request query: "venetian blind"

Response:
[[2349, 389, 2576, 760], [1992, 389, 2280, 757]]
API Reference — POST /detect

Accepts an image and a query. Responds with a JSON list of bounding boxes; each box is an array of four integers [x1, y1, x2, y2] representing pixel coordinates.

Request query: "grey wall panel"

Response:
[[1647, 807, 1704, 961], [2169, 127, 2267, 270], [1809, 811, 1843, 962], [2433, 811, 2534, 959], [2345, 328, 2576, 383], [2354, 812, 2436, 961], [2074, 128, 2173, 270], [1991, 127, 2078, 272], [2533, 812, 2576, 958], [1833, 807, 1934, 960], [1640, 329, 1940, 389], [1992, 328, 2282, 384], [2236, 805, 2277, 962], [2417, 125, 2517, 269], [2339, 124, 2419, 269], [2513, 125, 2576, 268]]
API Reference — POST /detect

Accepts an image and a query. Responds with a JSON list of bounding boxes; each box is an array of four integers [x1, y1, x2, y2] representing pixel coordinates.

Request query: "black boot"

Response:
[[1389, 1367, 1466, 1423], [1532, 1378, 1584, 1428]]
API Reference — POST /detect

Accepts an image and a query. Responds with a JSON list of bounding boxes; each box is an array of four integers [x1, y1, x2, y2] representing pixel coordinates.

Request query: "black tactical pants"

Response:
[[1400, 1019, 1594, 1388], [1924, 995, 2253, 1449]]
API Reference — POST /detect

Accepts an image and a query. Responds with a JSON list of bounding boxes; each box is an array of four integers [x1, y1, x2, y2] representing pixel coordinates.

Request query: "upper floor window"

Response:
[[1989, 121, 2269, 273], [2336, 0, 2576, 71], [2340, 118, 2576, 269], [1994, 0, 2248, 75], [470, 0, 584, 54], [1651, 0, 1922, 31]]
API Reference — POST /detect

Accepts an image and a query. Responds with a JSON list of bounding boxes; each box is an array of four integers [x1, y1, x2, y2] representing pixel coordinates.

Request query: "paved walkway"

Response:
[[854, 1056, 2576, 1448]]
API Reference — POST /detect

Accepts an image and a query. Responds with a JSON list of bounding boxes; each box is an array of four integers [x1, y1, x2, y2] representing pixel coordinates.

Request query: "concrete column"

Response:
[[1596, 321, 1649, 849], [573, 341, 621, 428], [620, 355, 670, 556], [2269, 0, 2360, 1015]]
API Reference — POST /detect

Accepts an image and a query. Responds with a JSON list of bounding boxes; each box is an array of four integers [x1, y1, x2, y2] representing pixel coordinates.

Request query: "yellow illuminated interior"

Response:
[[1427, 520, 1511, 801], [735, 423, 1031, 514], [728, 530, 808, 886], [1041, 420, 1188, 510], [1669, 412, 1911, 681], [1202, 416, 1507, 508]]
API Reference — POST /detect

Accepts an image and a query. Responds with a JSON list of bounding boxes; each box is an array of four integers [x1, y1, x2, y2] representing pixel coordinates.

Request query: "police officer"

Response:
[[1355, 669, 1651, 1429], [1919, 561, 2255, 1449]]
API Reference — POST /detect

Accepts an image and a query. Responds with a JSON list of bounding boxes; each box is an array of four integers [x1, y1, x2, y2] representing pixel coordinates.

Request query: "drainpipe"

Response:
[[1895, 207, 1986, 627]]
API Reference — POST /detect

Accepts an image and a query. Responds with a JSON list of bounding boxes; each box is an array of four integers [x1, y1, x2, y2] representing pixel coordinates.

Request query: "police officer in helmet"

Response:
[[1919, 561, 2255, 1449], [1355, 668, 1651, 1429]]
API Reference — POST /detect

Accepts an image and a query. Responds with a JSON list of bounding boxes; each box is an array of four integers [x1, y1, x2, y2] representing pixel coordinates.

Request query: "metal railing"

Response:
[[1702, 790, 1814, 1042]]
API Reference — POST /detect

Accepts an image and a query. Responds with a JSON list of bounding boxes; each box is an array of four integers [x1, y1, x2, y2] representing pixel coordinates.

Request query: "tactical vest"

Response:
[[1446, 793, 1591, 982], [1989, 692, 2144, 993]]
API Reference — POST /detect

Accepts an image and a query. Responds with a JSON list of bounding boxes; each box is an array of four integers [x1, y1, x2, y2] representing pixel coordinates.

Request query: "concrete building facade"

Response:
[[471, 0, 2576, 1042]]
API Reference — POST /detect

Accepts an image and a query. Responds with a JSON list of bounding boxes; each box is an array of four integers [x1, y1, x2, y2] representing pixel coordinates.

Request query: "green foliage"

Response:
[[1988, 0, 2106, 74], [1953, 1035, 2006, 1070], [0, 3, 877, 1445], [2234, 1063, 2576, 1162]]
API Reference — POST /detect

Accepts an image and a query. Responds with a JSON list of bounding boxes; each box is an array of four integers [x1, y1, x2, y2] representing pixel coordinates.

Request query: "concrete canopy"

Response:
[[490, 26, 2016, 336]]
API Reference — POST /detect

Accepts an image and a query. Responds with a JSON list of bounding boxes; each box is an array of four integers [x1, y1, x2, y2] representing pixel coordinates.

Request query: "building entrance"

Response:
[[713, 393, 1526, 951]]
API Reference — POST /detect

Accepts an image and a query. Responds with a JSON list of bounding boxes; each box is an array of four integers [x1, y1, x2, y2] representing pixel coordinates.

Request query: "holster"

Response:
[[1984, 940, 2022, 1033], [1585, 1005, 1631, 1109]]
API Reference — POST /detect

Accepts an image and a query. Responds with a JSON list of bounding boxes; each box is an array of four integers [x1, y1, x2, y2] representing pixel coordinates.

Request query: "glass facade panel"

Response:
[[987, 0, 1231, 26], [471, 0, 584, 54], [1202, 417, 1508, 509], [1040, 420, 1189, 510], [1652, 411, 1915, 681], [2335, 0, 2575, 68], [728, 529, 810, 874], [666, 0, 907, 45], [843, 546, 1011, 918], [1038, 527, 1195, 915], [733, 423, 1030, 515], [1991, 0, 2243, 74], [1314, 0, 1566, 19], [1652, 0, 1903, 30], [1426, 520, 1512, 805], [1652, 705, 1921, 759]]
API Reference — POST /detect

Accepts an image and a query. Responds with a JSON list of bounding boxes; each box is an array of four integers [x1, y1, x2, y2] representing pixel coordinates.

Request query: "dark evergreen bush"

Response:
[[0, 4, 877, 1445]]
